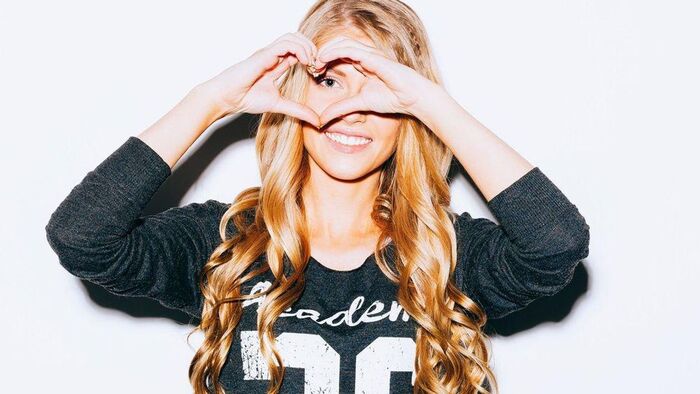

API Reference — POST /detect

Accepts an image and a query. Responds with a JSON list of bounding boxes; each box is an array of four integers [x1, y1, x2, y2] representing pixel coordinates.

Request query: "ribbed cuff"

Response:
[[486, 167, 577, 244], [93, 136, 172, 207]]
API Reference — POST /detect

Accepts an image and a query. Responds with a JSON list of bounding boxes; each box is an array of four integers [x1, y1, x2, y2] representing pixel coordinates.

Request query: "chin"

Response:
[[316, 159, 377, 181]]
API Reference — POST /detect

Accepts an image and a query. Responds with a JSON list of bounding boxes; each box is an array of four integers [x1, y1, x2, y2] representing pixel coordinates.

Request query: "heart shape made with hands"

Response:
[[302, 59, 335, 125], [270, 56, 330, 128], [303, 35, 419, 128], [276, 58, 341, 128], [283, 34, 414, 128], [299, 57, 370, 128], [286, 51, 370, 127]]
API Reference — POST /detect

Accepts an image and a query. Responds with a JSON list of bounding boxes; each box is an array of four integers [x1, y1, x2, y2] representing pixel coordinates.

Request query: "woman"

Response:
[[45, 0, 590, 393]]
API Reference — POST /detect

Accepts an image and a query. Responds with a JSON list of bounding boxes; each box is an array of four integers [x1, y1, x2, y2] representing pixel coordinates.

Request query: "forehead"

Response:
[[316, 27, 377, 49], [315, 29, 385, 75]]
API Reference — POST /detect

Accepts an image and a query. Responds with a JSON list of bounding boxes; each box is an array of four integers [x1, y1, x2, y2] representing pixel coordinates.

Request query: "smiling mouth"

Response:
[[323, 131, 373, 146]]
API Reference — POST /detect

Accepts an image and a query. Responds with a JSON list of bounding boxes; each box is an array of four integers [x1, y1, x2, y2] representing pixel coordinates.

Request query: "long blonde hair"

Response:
[[187, 1, 497, 392]]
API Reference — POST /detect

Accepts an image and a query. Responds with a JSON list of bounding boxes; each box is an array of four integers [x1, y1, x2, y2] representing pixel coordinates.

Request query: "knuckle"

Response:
[[279, 39, 299, 51]]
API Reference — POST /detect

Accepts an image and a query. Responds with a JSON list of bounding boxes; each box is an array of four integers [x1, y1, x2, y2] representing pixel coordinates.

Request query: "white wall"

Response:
[[3, 0, 698, 392]]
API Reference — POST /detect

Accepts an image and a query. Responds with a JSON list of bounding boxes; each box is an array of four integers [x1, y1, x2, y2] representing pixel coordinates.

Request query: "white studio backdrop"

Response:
[[2, 0, 698, 392]]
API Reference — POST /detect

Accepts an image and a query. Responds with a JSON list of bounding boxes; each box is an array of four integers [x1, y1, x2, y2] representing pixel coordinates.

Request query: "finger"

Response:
[[315, 35, 353, 56], [317, 46, 382, 75], [254, 45, 303, 77], [268, 56, 298, 83], [293, 31, 318, 61], [317, 38, 384, 77], [268, 39, 311, 66], [318, 94, 368, 126], [272, 32, 312, 56], [316, 36, 383, 64], [272, 97, 320, 127], [313, 35, 353, 69], [318, 46, 405, 88], [350, 62, 368, 77], [282, 32, 313, 67]]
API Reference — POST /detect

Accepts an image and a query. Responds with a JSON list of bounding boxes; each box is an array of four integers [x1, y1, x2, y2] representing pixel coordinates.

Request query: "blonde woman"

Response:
[[45, 0, 590, 393]]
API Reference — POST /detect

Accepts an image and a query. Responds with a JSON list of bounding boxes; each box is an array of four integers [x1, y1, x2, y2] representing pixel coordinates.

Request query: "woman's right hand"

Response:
[[197, 32, 320, 127]]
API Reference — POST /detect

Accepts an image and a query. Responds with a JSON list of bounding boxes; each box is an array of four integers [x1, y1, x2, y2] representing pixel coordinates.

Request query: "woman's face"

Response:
[[301, 32, 401, 182]]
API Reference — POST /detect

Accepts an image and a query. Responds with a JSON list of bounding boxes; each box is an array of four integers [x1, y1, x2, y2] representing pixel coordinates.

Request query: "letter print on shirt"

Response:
[[240, 280, 417, 393]]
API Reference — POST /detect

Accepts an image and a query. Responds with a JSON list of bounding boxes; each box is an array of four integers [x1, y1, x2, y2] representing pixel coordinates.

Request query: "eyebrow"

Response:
[[325, 63, 366, 78], [326, 66, 347, 78]]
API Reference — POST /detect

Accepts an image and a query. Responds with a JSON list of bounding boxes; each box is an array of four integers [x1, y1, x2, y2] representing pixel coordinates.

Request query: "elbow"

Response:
[[567, 220, 590, 262], [545, 221, 590, 273], [536, 213, 591, 266], [45, 214, 85, 260], [541, 223, 590, 295], [45, 197, 115, 278], [45, 207, 82, 256], [45, 217, 73, 259], [512, 221, 590, 296], [45, 220, 117, 279], [45, 224, 90, 277]]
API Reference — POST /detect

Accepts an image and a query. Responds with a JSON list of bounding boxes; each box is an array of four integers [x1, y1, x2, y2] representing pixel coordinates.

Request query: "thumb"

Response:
[[272, 98, 320, 127], [319, 94, 366, 126]]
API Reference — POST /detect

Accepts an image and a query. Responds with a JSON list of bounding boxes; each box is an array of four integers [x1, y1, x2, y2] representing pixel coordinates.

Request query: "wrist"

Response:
[[187, 83, 227, 123], [408, 82, 453, 131]]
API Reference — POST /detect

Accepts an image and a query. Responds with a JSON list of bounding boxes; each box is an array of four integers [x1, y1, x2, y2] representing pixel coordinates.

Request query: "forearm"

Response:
[[137, 85, 224, 170], [412, 85, 534, 202]]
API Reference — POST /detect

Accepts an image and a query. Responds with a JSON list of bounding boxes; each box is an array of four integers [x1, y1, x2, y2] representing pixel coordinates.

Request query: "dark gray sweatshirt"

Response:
[[45, 136, 590, 393]]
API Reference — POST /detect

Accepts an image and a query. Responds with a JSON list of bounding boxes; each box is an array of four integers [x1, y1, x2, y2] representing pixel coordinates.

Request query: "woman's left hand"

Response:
[[312, 36, 438, 127]]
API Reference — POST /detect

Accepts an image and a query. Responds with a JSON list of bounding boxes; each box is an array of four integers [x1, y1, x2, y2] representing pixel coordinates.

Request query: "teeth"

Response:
[[325, 132, 372, 146]]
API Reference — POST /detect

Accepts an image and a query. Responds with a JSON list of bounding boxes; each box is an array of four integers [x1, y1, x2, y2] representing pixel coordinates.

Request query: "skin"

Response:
[[300, 30, 401, 271]]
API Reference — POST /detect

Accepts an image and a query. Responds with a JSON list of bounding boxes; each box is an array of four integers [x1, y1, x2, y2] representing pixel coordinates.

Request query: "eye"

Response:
[[313, 75, 341, 89]]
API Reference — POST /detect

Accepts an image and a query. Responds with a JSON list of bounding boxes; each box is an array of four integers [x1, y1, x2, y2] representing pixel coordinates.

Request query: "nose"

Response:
[[340, 111, 366, 125], [338, 86, 366, 124]]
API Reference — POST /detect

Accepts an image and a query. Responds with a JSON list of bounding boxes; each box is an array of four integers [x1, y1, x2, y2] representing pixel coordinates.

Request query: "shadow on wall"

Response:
[[484, 263, 589, 336], [79, 112, 590, 334]]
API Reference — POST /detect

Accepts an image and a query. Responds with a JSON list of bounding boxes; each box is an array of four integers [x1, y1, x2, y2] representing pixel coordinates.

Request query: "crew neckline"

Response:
[[309, 254, 375, 274], [309, 239, 394, 274]]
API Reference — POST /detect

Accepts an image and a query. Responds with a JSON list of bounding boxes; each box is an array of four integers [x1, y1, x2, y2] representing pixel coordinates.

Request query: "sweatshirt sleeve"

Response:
[[453, 167, 590, 320], [45, 136, 232, 319]]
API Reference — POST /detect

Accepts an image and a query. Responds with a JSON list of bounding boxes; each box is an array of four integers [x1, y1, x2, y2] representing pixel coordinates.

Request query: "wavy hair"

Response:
[[187, 1, 498, 393]]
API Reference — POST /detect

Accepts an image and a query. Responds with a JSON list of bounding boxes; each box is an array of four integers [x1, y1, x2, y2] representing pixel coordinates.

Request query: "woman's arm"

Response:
[[137, 86, 224, 169], [411, 85, 590, 319], [309, 38, 590, 319], [45, 135, 233, 319], [451, 167, 590, 319], [45, 32, 321, 319], [44, 80, 230, 319], [411, 87, 535, 202], [45, 87, 227, 319]]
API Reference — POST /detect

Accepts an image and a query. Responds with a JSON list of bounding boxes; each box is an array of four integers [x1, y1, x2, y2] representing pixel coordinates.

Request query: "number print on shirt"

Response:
[[355, 337, 416, 392], [241, 331, 416, 393]]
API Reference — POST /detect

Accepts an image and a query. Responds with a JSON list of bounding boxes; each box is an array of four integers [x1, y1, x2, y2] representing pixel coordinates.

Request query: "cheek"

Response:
[[377, 121, 401, 151], [304, 82, 325, 113], [304, 81, 343, 114]]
